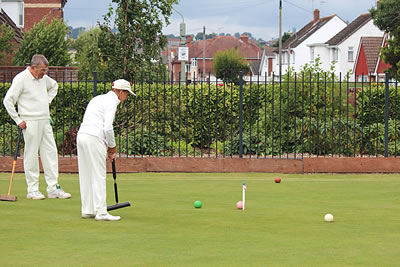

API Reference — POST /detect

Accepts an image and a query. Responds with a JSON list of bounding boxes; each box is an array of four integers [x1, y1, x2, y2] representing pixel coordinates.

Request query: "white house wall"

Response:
[[334, 20, 384, 77], [288, 16, 347, 73]]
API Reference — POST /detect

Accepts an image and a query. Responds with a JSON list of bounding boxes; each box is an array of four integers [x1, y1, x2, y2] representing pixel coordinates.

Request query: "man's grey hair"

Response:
[[31, 54, 49, 66]]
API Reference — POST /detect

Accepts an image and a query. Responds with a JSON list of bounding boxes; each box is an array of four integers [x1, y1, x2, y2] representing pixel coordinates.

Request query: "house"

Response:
[[170, 35, 261, 82], [325, 13, 384, 78], [0, 7, 23, 65], [271, 9, 348, 76], [259, 46, 274, 79], [354, 35, 390, 82], [0, 0, 23, 28], [23, 0, 67, 31], [162, 37, 180, 75], [0, 0, 67, 31]]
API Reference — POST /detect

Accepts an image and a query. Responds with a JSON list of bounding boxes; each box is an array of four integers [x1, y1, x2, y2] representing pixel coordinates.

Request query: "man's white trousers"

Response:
[[77, 133, 107, 215], [23, 119, 58, 193]]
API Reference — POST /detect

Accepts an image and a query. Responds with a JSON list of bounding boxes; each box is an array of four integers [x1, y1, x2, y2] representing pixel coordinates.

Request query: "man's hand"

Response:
[[107, 146, 117, 160], [18, 121, 26, 129]]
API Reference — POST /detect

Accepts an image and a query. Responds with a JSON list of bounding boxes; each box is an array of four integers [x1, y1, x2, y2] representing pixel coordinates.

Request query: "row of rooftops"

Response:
[[168, 9, 376, 62]]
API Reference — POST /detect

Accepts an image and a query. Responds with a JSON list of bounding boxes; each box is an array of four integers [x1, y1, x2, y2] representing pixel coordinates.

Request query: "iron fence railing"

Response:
[[1, 71, 399, 158]]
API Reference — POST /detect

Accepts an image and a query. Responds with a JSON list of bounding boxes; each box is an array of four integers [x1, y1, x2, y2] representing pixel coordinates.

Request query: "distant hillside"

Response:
[[68, 26, 86, 39]]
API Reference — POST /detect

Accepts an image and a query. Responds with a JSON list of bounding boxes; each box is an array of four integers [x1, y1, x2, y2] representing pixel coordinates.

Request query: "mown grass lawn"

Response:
[[1, 172, 400, 266]]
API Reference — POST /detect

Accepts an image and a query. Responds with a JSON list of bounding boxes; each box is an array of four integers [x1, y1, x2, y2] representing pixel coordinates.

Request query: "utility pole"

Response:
[[279, 0, 282, 79], [203, 26, 206, 81], [173, 7, 186, 84], [180, 20, 186, 84]]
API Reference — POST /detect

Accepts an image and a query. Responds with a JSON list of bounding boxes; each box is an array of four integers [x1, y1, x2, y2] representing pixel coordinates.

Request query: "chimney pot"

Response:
[[314, 9, 320, 23], [240, 35, 249, 45]]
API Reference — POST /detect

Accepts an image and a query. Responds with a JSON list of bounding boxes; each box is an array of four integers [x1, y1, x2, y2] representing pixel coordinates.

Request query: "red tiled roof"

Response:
[[360, 36, 384, 73], [189, 35, 261, 59]]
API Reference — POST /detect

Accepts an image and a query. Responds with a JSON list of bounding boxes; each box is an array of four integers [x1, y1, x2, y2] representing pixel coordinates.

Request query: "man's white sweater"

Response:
[[3, 68, 58, 125]]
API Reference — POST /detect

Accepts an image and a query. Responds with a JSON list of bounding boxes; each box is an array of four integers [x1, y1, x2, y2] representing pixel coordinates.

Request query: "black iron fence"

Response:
[[1, 71, 399, 158]]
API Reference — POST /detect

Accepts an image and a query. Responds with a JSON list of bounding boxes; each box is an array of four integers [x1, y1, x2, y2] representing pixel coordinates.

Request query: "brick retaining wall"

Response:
[[1, 157, 400, 173]]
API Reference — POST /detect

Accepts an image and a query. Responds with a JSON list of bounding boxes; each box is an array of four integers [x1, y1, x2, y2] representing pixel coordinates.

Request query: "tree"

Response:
[[370, 0, 400, 77], [195, 32, 203, 40], [0, 23, 15, 64], [272, 31, 292, 47], [205, 32, 217, 40], [98, 0, 178, 77], [69, 26, 86, 39], [213, 48, 250, 84], [242, 32, 253, 39], [13, 17, 71, 66], [73, 27, 106, 77]]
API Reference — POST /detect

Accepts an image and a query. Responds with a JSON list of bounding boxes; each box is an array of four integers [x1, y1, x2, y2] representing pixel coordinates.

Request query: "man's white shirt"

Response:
[[78, 91, 120, 148]]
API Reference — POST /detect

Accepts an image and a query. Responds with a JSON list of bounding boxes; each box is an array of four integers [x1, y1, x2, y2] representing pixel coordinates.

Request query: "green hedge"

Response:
[[1, 78, 400, 157]]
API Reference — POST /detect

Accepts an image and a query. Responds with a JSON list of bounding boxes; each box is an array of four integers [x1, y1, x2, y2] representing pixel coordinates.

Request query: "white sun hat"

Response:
[[112, 79, 135, 96]]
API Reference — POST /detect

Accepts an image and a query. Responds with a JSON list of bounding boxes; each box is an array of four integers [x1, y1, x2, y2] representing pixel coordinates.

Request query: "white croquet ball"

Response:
[[324, 213, 334, 222]]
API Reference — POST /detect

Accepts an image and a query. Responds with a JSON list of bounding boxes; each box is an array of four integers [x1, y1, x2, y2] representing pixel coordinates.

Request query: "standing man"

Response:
[[3, 54, 71, 200], [77, 79, 134, 221]]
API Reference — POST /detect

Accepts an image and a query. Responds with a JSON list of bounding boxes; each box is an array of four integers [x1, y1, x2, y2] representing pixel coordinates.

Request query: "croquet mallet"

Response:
[[0, 128, 22, 202], [107, 158, 131, 211]]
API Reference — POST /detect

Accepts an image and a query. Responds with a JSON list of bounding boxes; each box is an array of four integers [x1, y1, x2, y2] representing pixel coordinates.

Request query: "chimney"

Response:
[[314, 9, 320, 23], [187, 35, 193, 48], [240, 35, 248, 45]]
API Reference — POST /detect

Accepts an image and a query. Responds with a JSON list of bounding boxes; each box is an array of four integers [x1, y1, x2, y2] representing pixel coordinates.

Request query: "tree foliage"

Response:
[[272, 32, 292, 47], [98, 0, 178, 77], [0, 23, 15, 64], [370, 0, 400, 77], [213, 48, 250, 84], [72, 27, 106, 77], [13, 17, 71, 66]]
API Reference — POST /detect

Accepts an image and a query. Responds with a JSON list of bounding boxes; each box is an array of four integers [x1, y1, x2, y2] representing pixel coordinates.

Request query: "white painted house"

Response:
[[271, 9, 348, 76], [0, 0, 24, 28], [324, 13, 384, 78]]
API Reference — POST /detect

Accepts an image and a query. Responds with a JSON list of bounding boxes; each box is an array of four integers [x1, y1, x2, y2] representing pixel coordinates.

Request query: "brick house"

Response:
[[0, 0, 68, 67], [0, 0, 67, 31], [23, 0, 67, 31], [170, 35, 261, 82]]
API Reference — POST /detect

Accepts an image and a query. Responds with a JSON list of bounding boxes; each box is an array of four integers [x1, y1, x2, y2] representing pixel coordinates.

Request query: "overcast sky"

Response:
[[64, 0, 379, 41]]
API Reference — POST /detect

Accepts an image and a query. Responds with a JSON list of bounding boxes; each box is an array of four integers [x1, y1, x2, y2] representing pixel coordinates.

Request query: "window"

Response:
[[348, 47, 354, 62], [310, 47, 315, 62], [191, 58, 197, 67], [282, 52, 287, 65], [185, 64, 191, 73], [291, 51, 295, 64], [332, 48, 338, 62], [18, 2, 24, 28]]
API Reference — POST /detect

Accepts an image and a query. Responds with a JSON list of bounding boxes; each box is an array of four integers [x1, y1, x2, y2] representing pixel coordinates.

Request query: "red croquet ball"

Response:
[[236, 201, 243, 209], [274, 177, 281, 183]]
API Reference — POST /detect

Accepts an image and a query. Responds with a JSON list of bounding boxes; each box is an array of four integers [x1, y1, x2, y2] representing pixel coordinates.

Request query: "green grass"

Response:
[[1, 172, 400, 266]]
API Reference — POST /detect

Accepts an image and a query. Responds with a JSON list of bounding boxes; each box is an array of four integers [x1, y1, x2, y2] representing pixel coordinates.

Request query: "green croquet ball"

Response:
[[194, 200, 202, 208]]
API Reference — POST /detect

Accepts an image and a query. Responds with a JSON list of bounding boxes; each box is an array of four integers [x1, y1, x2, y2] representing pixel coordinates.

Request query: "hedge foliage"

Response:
[[1, 75, 400, 157]]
